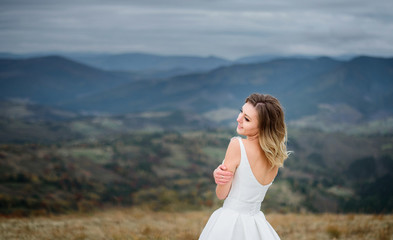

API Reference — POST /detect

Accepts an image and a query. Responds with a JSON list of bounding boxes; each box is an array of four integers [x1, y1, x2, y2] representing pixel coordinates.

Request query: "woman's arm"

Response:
[[215, 138, 241, 200]]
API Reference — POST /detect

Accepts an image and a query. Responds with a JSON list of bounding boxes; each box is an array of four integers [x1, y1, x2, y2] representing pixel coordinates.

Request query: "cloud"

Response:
[[0, 0, 392, 59]]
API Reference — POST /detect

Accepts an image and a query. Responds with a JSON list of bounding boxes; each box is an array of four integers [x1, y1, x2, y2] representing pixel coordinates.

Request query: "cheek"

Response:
[[247, 122, 259, 132], [253, 126, 260, 134]]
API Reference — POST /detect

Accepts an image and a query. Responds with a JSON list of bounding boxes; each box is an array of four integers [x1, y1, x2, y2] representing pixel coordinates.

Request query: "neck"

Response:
[[246, 133, 259, 142]]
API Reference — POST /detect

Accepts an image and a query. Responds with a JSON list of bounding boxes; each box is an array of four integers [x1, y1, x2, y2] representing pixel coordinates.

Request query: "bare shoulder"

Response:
[[227, 137, 241, 156], [223, 137, 241, 172]]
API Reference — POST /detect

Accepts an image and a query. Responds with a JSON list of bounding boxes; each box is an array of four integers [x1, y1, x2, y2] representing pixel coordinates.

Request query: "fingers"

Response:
[[214, 164, 233, 185], [213, 163, 234, 185], [219, 164, 227, 171], [217, 165, 233, 176], [215, 176, 231, 185], [216, 180, 227, 185]]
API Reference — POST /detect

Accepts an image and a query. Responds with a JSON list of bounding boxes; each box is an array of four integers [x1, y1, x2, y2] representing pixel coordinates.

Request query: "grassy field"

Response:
[[0, 208, 392, 240]]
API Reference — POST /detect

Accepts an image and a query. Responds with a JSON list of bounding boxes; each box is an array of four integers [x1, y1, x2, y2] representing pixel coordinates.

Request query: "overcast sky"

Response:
[[1, 0, 392, 59]]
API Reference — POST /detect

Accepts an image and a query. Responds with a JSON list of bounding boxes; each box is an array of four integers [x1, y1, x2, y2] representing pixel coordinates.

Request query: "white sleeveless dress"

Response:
[[199, 137, 280, 240]]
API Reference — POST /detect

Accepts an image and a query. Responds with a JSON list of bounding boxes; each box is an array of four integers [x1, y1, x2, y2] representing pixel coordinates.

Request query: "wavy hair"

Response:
[[245, 93, 290, 168]]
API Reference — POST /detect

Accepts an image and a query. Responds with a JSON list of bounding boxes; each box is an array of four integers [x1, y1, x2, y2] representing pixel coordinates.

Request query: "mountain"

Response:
[[58, 57, 342, 116], [0, 56, 132, 104], [234, 54, 318, 64], [0, 52, 233, 80], [234, 54, 359, 64], [235, 54, 283, 64], [290, 56, 393, 118], [60, 56, 393, 123], [1, 55, 392, 124], [62, 52, 232, 72], [0, 52, 232, 72], [0, 52, 49, 59]]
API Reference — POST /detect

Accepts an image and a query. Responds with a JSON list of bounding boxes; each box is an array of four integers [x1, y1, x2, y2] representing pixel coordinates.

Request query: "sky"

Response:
[[1, 0, 393, 60]]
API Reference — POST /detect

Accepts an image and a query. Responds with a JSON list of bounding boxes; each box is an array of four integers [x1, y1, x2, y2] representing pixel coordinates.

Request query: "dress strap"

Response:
[[235, 136, 246, 153], [234, 136, 246, 166]]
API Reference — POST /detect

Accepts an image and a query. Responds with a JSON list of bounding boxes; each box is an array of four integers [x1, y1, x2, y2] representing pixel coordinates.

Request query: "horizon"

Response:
[[1, 50, 392, 62]]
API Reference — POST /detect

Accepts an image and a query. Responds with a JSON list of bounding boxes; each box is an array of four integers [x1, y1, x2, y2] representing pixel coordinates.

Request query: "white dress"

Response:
[[199, 137, 280, 240]]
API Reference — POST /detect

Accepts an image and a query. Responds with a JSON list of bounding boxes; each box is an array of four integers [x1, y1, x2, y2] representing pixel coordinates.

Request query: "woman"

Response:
[[199, 93, 289, 240]]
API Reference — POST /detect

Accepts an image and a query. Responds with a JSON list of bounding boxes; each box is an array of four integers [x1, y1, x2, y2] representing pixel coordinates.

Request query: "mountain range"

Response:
[[65, 52, 232, 72], [1, 54, 392, 125], [0, 52, 232, 73]]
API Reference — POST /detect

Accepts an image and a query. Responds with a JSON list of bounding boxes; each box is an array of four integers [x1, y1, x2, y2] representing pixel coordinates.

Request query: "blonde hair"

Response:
[[245, 93, 290, 168]]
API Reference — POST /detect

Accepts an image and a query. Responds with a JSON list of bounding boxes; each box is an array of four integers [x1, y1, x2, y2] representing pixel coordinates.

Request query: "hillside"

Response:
[[0, 101, 392, 215], [1, 55, 392, 124], [60, 57, 342, 115], [0, 56, 132, 104], [0, 100, 214, 143], [59, 56, 393, 123], [1, 128, 392, 215], [65, 52, 231, 72], [0, 52, 232, 79]]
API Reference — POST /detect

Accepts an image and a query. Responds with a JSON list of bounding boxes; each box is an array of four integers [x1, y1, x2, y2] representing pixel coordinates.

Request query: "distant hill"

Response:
[[288, 56, 393, 122], [0, 52, 232, 75], [1, 55, 392, 124], [234, 54, 282, 64], [59, 57, 339, 116], [234, 54, 358, 64], [0, 100, 77, 121], [234, 54, 317, 64], [0, 56, 132, 104], [57, 52, 231, 73], [59, 56, 393, 122], [0, 100, 216, 143]]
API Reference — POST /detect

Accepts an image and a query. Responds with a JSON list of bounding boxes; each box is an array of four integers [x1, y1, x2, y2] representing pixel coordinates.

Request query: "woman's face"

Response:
[[236, 102, 259, 137]]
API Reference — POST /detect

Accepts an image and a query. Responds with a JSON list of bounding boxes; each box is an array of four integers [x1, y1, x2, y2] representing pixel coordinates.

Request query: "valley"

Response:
[[1, 53, 392, 218]]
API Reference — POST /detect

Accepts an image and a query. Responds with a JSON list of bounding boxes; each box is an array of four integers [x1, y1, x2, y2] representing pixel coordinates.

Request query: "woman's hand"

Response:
[[213, 164, 233, 185]]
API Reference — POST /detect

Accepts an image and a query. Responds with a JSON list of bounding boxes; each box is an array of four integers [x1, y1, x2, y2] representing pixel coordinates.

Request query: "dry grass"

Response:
[[269, 213, 393, 240], [0, 208, 392, 240], [0, 207, 206, 240]]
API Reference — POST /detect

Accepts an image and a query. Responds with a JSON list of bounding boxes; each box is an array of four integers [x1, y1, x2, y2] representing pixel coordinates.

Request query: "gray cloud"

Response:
[[0, 0, 392, 59]]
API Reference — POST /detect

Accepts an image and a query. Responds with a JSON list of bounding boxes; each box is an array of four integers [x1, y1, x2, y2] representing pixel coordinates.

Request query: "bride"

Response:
[[199, 93, 290, 240]]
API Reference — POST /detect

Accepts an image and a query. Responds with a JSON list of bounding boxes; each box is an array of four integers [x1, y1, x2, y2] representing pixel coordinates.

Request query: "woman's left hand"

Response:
[[213, 164, 233, 185]]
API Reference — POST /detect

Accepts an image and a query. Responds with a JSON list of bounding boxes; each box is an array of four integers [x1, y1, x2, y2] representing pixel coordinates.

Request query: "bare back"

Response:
[[242, 139, 278, 185]]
